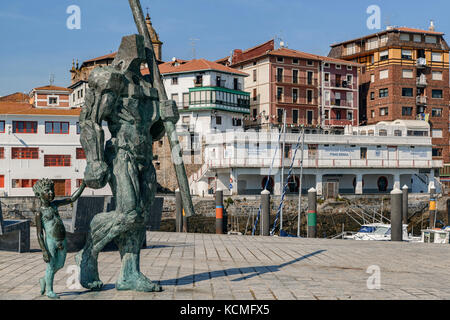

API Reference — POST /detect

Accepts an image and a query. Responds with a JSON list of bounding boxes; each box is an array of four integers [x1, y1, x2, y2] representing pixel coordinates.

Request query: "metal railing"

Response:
[[273, 75, 318, 86]]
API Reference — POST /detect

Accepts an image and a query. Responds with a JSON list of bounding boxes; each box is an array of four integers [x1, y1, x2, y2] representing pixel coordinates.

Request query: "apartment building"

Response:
[[328, 24, 450, 180], [0, 86, 110, 197], [217, 40, 360, 133]]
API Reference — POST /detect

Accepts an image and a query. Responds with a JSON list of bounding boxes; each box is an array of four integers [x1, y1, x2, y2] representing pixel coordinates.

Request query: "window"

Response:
[[371, 110, 375, 118], [277, 57, 284, 63], [12, 179, 38, 188], [425, 36, 437, 44], [402, 69, 413, 78], [307, 60, 313, 66], [292, 109, 299, 124], [76, 122, 80, 134], [432, 52, 442, 62], [276, 68, 283, 82], [366, 37, 378, 50], [407, 130, 428, 136], [347, 65, 353, 70], [0, 147, 4, 159], [171, 93, 179, 104], [432, 90, 443, 99], [12, 121, 37, 133], [414, 34, 422, 42], [379, 129, 387, 136], [215, 116, 222, 125], [370, 74, 375, 83], [307, 71, 313, 85], [0, 121, 4, 133], [292, 88, 298, 103], [432, 148, 442, 157], [0, 175, 3, 188], [307, 110, 313, 124], [402, 107, 413, 116], [394, 130, 402, 136], [253, 69, 257, 82], [45, 121, 69, 134], [324, 63, 330, 68], [370, 92, 375, 100], [402, 88, 413, 97], [379, 107, 389, 116], [292, 69, 299, 84], [324, 73, 330, 82], [253, 88, 257, 101], [432, 129, 443, 138], [11, 147, 39, 159], [347, 111, 353, 120], [380, 50, 389, 61], [277, 87, 283, 101], [400, 33, 410, 41], [171, 77, 178, 85], [379, 69, 389, 79], [379, 88, 388, 98], [401, 49, 412, 60], [277, 109, 283, 123], [307, 90, 313, 104], [432, 108, 442, 117], [195, 75, 203, 85], [48, 97, 58, 105], [360, 147, 367, 160], [335, 64, 341, 69], [432, 71, 443, 80], [293, 58, 299, 64], [76, 148, 86, 159], [44, 155, 71, 167], [76, 179, 83, 188]]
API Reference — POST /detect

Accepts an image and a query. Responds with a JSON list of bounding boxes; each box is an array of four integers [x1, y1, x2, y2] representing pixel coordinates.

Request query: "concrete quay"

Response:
[[0, 228, 449, 300]]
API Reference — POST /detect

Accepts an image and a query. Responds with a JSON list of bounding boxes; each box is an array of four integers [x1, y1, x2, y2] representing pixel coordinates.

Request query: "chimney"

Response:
[[429, 20, 435, 31]]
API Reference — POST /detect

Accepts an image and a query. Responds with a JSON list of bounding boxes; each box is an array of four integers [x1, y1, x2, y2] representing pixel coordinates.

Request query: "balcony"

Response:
[[416, 95, 427, 106], [325, 119, 353, 127], [330, 99, 354, 108], [194, 80, 203, 87], [327, 79, 353, 89], [416, 76, 427, 88], [416, 58, 427, 69], [273, 75, 318, 86]]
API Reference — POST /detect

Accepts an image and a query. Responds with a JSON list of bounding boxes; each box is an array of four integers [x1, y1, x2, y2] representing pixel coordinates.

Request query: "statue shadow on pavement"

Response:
[[159, 250, 326, 286]]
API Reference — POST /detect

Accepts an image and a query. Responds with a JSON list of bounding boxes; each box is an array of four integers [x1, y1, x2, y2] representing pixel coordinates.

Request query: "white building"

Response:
[[68, 80, 88, 108], [159, 58, 250, 137], [0, 89, 110, 197], [189, 120, 441, 196]]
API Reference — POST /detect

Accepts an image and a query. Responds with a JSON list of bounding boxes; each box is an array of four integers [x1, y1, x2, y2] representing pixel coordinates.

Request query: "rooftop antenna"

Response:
[[49, 74, 55, 86], [189, 38, 200, 59]]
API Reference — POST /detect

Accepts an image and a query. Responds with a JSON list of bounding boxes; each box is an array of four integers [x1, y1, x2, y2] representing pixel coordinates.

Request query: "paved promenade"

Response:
[[1, 228, 450, 300]]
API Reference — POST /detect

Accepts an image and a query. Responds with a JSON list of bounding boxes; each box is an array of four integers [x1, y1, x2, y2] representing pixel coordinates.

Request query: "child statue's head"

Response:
[[33, 179, 55, 203]]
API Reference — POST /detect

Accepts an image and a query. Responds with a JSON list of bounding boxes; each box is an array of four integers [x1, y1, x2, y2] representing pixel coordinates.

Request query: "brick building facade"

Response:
[[328, 26, 450, 175]]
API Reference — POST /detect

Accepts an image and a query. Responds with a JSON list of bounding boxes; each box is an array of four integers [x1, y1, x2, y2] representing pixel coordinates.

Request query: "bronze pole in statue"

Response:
[[128, 0, 195, 217]]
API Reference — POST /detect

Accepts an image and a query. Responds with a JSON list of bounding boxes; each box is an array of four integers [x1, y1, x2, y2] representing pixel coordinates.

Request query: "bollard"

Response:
[[402, 185, 409, 225], [307, 188, 317, 238], [429, 187, 436, 229], [391, 188, 403, 241], [260, 190, 270, 236], [215, 189, 224, 234], [175, 190, 183, 232], [447, 199, 450, 227]]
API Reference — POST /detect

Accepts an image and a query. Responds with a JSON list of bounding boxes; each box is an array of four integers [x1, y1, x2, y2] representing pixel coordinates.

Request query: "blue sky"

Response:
[[1, 0, 449, 96]]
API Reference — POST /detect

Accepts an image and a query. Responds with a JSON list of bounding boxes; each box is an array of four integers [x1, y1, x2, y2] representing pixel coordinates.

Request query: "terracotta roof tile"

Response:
[[0, 92, 30, 103], [157, 59, 249, 76], [0, 102, 80, 116], [33, 85, 72, 92], [83, 52, 117, 63]]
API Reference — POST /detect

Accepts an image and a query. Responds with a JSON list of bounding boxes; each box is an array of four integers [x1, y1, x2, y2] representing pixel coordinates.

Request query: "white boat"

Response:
[[343, 223, 417, 241], [420, 227, 450, 244]]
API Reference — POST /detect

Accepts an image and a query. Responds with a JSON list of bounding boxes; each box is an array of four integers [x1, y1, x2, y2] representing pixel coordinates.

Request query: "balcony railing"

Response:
[[273, 75, 318, 86], [416, 76, 427, 87], [324, 119, 353, 126], [416, 96, 427, 105], [326, 79, 354, 89], [330, 99, 353, 108], [206, 158, 441, 170], [416, 58, 427, 68]]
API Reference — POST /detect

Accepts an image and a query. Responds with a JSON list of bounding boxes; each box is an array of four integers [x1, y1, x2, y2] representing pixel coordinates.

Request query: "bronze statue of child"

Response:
[[33, 179, 86, 299]]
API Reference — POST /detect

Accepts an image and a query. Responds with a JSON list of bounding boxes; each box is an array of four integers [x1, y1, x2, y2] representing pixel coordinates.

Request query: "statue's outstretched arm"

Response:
[[53, 181, 86, 207]]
